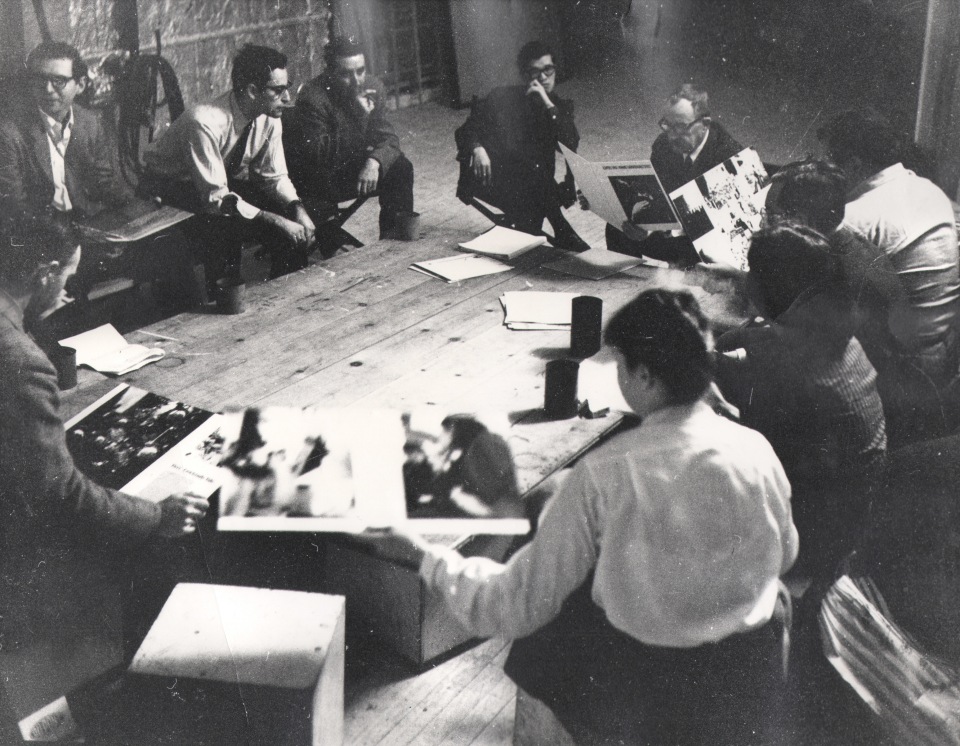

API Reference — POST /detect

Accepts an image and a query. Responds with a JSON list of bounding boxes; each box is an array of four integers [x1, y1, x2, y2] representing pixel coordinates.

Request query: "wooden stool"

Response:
[[116, 583, 345, 745]]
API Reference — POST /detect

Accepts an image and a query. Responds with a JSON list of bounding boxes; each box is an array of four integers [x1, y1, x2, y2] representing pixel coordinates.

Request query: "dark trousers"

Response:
[[139, 175, 307, 282], [505, 578, 790, 745], [457, 160, 585, 246], [312, 153, 415, 238]]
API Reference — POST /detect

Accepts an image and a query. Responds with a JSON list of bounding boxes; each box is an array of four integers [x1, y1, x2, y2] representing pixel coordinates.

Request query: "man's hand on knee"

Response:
[[358, 157, 380, 196], [472, 146, 492, 186]]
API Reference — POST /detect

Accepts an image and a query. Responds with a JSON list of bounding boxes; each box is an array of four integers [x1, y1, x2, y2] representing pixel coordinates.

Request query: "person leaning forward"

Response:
[[454, 40, 589, 252], [283, 36, 415, 253], [141, 44, 315, 283], [608, 83, 743, 264], [0, 212, 206, 657]]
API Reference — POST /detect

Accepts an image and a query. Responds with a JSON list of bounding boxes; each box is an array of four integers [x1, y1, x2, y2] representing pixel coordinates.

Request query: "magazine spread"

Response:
[[668, 147, 770, 270], [64, 384, 224, 501], [560, 143, 682, 232], [215, 407, 531, 535]]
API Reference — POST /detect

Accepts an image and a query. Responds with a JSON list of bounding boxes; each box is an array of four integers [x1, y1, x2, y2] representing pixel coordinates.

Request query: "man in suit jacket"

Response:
[[607, 84, 743, 263], [284, 36, 414, 250], [0, 213, 206, 655], [0, 42, 129, 219], [453, 39, 589, 252]]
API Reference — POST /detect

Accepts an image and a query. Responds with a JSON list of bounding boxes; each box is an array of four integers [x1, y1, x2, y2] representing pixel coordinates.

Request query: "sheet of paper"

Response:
[[578, 348, 632, 413], [410, 254, 512, 282], [544, 247, 644, 280], [59, 323, 165, 375], [458, 225, 547, 259], [500, 291, 581, 327]]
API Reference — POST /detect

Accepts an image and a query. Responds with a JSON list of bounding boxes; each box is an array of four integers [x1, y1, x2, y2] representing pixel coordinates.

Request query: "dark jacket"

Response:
[[454, 85, 578, 215], [284, 73, 401, 204], [0, 102, 130, 217], [0, 304, 160, 648], [651, 120, 743, 194], [715, 281, 887, 575]]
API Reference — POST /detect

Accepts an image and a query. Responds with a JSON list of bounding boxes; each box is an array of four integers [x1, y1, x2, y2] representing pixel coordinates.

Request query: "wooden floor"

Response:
[[344, 636, 516, 745]]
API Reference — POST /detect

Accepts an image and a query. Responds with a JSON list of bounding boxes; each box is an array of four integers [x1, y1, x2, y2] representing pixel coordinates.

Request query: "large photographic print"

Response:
[[669, 147, 769, 270], [65, 384, 223, 500], [216, 408, 530, 534]]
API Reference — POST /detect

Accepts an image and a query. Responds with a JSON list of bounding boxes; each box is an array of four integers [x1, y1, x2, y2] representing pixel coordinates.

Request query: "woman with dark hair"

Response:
[[371, 288, 797, 744]]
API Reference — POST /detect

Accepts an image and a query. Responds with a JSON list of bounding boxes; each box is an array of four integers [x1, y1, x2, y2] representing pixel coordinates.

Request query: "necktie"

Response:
[[224, 120, 254, 178]]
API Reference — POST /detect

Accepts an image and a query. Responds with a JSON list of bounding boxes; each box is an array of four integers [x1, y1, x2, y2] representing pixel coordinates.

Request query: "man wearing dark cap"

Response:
[[284, 37, 415, 250]]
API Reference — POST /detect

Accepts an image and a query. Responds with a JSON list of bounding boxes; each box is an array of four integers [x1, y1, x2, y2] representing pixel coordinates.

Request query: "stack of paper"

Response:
[[457, 225, 547, 260], [545, 247, 643, 280], [500, 291, 581, 330], [410, 254, 512, 283], [60, 323, 165, 375]]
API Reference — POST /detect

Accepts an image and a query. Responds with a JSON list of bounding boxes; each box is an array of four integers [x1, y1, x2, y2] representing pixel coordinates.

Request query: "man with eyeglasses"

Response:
[[454, 40, 589, 252], [0, 41, 130, 218], [284, 36, 414, 252], [608, 83, 743, 263], [142, 44, 315, 282]]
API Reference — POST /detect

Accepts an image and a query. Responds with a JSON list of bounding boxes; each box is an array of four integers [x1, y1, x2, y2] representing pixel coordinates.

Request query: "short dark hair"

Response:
[[231, 44, 287, 94], [604, 289, 713, 404], [817, 109, 901, 172], [516, 40, 554, 72], [770, 159, 847, 234], [668, 83, 710, 118], [324, 36, 365, 69], [747, 221, 841, 319], [26, 41, 87, 80], [0, 211, 80, 290]]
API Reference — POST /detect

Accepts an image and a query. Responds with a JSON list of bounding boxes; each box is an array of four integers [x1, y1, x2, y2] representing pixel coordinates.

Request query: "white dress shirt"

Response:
[[143, 91, 299, 218], [39, 108, 73, 212], [420, 400, 797, 647]]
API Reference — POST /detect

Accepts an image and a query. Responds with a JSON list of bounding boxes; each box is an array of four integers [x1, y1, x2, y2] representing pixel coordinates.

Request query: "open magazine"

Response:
[[215, 407, 531, 535], [559, 143, 681, 232], [64, 384, 224, 501]]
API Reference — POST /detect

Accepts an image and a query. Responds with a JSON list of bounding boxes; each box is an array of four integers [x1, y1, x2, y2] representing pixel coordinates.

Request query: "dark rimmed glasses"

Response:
[[29, 73, 75, 91], [658, 116, 706, 134]]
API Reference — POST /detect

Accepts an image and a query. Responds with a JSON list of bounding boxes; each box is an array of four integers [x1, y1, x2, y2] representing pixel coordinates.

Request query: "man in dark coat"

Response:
[[454, 40, 589, 252], [608, 83, 743, 262], [284, 36, 414, 248], [0, 42, 130, 219]]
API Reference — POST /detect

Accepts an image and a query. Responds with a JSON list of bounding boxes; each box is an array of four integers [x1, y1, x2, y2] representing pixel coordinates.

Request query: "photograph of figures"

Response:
[[65, 384, 224, 501], [669, 147, 770, 270], [216, 407, 531, 535]]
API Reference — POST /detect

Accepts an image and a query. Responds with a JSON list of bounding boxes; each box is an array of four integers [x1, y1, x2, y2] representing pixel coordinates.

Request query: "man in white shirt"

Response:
[[819, 109, 960, 441], [142, 44, 315, 282], [370, 289, 797, 744]]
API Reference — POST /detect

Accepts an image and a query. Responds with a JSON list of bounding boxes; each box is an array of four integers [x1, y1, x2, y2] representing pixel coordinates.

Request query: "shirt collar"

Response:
[[227, 91, 254, 132], [847, 162, 907, 201], [642, 399, 711, 428], [688, 126, 711, 163], [0, 288, 25, 331], [39, 106, 74, 140]]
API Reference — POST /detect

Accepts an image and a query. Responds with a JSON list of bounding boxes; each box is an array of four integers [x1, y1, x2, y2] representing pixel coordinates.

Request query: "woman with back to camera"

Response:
[[369, 288, 798, 744]]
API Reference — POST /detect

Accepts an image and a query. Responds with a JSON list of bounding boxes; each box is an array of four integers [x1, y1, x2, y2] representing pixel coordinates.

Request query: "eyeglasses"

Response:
[[525, 64, 556, 80], [30, 73, 75, 91], [658, 116, 706, 134]]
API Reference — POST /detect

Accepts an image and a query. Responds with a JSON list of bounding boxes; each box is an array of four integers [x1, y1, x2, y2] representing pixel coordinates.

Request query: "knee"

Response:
[[388, 153, 414, 184]]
